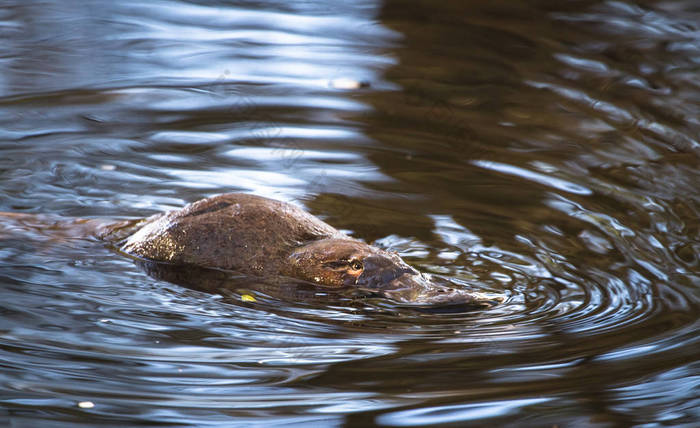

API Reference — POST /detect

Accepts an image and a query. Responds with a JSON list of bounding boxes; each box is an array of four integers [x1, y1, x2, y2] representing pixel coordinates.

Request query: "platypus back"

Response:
[[120, 194, 343, 276]]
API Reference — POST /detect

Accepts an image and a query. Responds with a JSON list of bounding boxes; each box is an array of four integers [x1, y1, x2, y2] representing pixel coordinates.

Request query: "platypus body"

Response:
[[3, 194, 500, 307]]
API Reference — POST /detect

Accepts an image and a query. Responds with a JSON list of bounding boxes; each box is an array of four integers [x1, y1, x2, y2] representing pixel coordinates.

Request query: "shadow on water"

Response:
[[0, 0, 699, 427], [136, 260, 497, 314]]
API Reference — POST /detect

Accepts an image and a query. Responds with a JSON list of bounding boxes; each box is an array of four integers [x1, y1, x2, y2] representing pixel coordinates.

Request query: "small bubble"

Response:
[[329, 78, 369, 90], [78, 401, 94, 409]]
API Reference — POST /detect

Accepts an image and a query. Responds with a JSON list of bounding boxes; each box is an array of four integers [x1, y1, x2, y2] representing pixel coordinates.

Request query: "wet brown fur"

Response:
[[1, 194, 501, 306]]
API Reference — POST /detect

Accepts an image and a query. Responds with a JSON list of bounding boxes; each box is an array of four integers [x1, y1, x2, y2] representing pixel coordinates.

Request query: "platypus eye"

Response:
[[349, 260, 363, 271], [322, 259, 363, 273]]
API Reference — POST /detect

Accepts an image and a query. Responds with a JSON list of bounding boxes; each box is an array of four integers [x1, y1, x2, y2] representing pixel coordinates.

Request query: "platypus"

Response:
[[2, 193, 501, 306]]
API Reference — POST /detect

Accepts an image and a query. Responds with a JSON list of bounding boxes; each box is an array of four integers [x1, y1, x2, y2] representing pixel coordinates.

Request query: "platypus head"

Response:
[[283, 238, 494, 306]]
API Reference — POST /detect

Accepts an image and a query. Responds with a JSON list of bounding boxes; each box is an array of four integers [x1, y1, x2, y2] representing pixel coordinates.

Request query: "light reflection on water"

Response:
[[1, 0, 699, 427]]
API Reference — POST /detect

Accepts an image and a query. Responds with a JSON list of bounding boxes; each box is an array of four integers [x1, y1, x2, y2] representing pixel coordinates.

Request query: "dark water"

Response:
[[1, 0, 699, 426]]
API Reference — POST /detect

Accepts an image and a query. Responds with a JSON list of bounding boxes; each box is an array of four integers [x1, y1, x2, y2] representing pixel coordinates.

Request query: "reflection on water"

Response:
[[1, 0, 699, 426]]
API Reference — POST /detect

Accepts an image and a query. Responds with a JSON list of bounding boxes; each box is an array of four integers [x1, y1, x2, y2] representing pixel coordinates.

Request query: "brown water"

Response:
[[1, 0, 699, 426]]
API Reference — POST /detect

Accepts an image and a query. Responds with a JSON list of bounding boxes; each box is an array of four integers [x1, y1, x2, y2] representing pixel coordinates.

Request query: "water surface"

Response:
[[1, 0, 698, 426]]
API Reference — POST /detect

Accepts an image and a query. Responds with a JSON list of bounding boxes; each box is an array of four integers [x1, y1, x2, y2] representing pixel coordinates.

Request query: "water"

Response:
[[1, 0, 699, 426]]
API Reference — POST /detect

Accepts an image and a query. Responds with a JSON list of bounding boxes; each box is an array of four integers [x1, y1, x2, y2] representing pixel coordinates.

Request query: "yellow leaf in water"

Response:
[[241, 294, 256, 302]]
